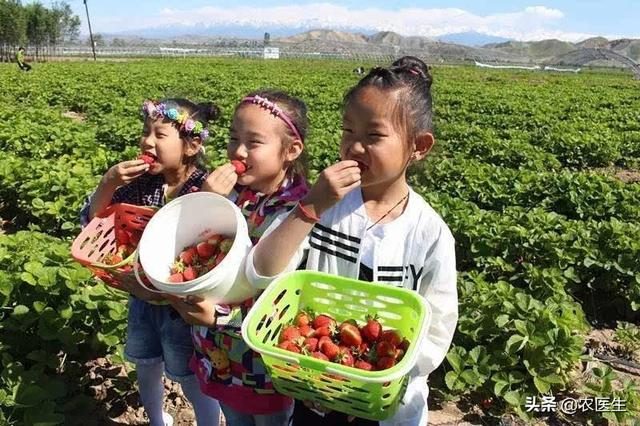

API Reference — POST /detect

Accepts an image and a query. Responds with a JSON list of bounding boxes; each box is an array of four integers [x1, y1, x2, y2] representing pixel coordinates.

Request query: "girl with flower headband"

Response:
[[80, 98, 222, 426], [247, 56, 458, 426], [168, 89, 310, 426]]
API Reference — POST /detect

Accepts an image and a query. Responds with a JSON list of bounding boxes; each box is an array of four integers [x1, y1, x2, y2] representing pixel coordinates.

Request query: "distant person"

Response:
[[16, 47, 32, 72]]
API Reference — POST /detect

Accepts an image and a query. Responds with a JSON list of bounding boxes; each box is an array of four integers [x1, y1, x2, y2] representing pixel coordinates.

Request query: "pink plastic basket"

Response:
[[71, 203, 156, 290]]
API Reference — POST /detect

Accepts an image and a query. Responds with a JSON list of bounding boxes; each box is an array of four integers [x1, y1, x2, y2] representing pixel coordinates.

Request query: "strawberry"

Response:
[[277, 340, 300, 353], [196, 242, 216, 259], [298, 324, 314, 337], [104, 253, 122, 265], [361, 315, 382, 342], [399, 338, 410, 352], [294, 311, 311, 327], [320, 341, 340, 360], [376, 341, 396, 358], [231, 160, 247, 175], [339, 323, 362, 347], [280, 326, 301, 343], [179, 247, 198, 266], [214, 251, 226, 265], [168, 272, 184, 283], [380, 330, 403, 347], [376, 356, 396, 370], [183, 266, 198, 281], [207, 235, 223, 246], [354, 360, 373, 371], [139, 153, 155, 165], [338, 319, 358, 331], [115, 229, 130, 245], [336, 348, 354, 367], [313, 314, 335, 329], [312, 351, 329, 361], [395, 348, 406, 361], [318, 336, 332, 350], [314, 325, 334, 338], [303, 337, 319, 352]]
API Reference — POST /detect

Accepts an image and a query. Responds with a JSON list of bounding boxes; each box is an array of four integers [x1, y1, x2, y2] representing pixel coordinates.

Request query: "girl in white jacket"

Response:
[[247, 56, 458, 426]]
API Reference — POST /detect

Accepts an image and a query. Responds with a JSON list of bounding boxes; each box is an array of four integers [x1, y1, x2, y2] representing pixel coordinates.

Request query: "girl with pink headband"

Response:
[[169, 90, 311, 426]]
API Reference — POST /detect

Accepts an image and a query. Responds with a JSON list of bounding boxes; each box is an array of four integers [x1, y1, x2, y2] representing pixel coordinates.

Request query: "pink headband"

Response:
[[241, 95, 303, 143]]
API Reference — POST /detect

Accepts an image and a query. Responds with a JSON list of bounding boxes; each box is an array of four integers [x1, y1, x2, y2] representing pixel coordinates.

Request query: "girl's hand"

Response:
[[202, 163, 238, 196], [165, 294, 217, 326], [104, 159, 149, 188], [304, 160, 361, 215]]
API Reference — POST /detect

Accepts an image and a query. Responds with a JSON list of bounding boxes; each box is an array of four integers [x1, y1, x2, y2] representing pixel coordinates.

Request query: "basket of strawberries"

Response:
[[71, 203, 156, 290], [241, 270, 431, 421], [133, 192, 256, 303]]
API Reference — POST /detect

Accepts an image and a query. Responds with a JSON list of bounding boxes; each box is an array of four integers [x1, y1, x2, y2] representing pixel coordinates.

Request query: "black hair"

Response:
[[236, 89, 309, 179], [343, 55, 433, 146], [154, 98, 220, 168]]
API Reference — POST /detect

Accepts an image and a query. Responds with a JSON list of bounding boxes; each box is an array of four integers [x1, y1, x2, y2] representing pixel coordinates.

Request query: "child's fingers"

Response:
[[125, 163, 150, 176], [121, 159, 147, 168]]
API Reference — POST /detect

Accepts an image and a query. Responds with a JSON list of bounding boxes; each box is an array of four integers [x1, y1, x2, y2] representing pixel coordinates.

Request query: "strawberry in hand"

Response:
[[231, 160, 247, 175]]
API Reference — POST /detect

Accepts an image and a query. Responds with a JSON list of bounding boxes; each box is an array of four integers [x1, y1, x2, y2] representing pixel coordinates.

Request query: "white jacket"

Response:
[[246, 187, 458, 426]]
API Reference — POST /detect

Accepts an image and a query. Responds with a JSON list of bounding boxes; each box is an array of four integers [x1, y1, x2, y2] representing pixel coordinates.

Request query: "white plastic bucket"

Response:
[[135, 192, 257, 304]]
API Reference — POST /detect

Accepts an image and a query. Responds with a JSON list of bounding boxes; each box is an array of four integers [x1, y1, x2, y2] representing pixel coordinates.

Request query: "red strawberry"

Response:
[[183, 266, 198, 281], [354, 360, 373, 371], [314, 325, 334, 338], [312, 351, 329, 361], [179, 247, 198, 266], [115, 229, 130, 245], [320, 341, 340, 360], [294, 311, 311, 327], [339, 323, 362, 347], [277, 340, 300, 353], [313, 314, 335, 329], [298, 325, 314, 337], [139, 154, 155, 165], [361, 316, 382, 342], [318, 336, 332, 350], [336, 348, 354, 367], [303, 337, 319, 352], [196, 242, 216, 259], [399, 338, 410, 352], [168, 272, 184, 283], [380, 330, 403, 347], [214, 251, 226, 265], [280, 326, 301, 343], [376, 341, 396, 358], [338, 319, 358, 331], [376, 357, 396, 370], [231, 160, 247, 175], [395, 348, 406, 361]]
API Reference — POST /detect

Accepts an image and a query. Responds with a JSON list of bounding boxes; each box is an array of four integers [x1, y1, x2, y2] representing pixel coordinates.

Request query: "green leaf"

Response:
[[444, 371, 461, 391], [20, 272, 37, 286], [12, 305, 30, 316], [506, 334, 526, 354], [494, 380, 509, 396], [59, 306, 73, 320], [533, 376, 551, 393], [14, 383, 46, 407], [495, 314, 509, 328], [503, 390, 522, 406]]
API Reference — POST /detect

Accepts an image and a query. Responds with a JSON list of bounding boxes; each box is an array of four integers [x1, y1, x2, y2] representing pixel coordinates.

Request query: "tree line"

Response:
[[0, 0, 80, 62]]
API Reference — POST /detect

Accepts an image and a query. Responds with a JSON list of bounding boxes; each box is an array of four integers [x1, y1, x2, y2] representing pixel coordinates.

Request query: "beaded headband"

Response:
[[141, 100, 210, 141], [241, 95, 303, 143]]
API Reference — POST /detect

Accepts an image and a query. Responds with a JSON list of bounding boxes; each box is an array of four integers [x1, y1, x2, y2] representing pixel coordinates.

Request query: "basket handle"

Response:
[[133, 251, 165, 294]]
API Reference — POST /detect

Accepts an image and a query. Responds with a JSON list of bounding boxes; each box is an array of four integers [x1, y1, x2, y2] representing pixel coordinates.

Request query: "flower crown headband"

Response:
[[141, 100, 210, 141], [241, 95, 303, 143]]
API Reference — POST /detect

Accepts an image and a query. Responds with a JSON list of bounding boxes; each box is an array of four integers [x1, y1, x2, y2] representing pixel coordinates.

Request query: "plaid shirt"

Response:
[[80, 168, 208, 226]]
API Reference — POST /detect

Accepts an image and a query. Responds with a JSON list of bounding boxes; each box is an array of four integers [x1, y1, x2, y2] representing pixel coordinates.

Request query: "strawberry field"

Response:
[[1, 58, 640, 425]]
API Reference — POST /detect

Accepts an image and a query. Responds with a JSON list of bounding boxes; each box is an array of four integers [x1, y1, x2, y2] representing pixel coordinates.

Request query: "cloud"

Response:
[[95, 4, 595, 42]]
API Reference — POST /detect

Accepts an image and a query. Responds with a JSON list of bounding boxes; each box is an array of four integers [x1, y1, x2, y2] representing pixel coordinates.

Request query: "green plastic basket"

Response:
[[241, 270, 430, 421]]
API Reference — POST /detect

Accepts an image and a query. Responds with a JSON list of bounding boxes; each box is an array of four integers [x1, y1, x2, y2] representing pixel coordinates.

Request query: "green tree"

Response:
[[24, 2, 48, 57], [0, 0, 26, 61]]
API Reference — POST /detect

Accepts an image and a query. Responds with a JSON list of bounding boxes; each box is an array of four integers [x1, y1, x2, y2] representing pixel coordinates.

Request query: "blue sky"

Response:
[[54, 1, 639, 41]]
